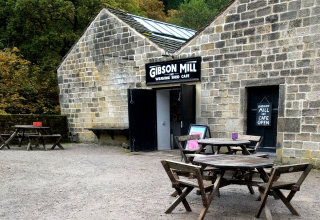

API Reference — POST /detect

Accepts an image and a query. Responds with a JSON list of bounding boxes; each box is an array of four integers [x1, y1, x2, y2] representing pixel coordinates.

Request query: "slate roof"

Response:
[[107, 7, 196, 53]]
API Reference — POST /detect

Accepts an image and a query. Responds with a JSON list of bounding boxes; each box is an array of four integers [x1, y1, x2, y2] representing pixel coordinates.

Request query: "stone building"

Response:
[[58, 0, 320, 166]]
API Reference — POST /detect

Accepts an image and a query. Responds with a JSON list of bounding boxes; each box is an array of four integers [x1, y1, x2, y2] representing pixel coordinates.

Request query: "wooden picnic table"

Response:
[[0, 125, 50, 150], [192, 154, 274, 219], [197, 138, 251, 155]]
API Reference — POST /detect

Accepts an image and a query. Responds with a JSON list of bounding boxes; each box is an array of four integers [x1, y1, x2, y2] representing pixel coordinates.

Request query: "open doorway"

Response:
[[128, 84, 195, 151], [156, 85, 195, 150]]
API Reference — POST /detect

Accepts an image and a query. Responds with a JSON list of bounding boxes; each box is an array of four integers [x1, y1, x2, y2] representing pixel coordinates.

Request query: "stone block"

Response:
[[283, 148, 295, 156], [235, 21, 248, 30], [278, 117, 301, 132], [292, 141, 303, 149], [288, 0, 302, 11], [296, 133, 311, 141], [302, 125, 317, 132], [303, 0, 316, 8], [226, 14, 240, 23], [262, 32, 280, 41], [237, 4, 247, 13], [241, 11, 256, 20], [250, 18, 265, 27], [244, 28, 255, 36], [273, 3, 287, 13], [312, 6, 320, 16], [311, 134, 320, 142], [309, 101, 320, 108], [287, 85, 298, 93], [215, 41, 225, 48], [299, 85, 311, 92], [221, 32, 231, 40], [276, 53, 288, 61], [251, 50, 262, 56], [295, 76, 308, 84], [310, 151, 320, 159], [266, 14, 279, 23], [303, 109, 320, 116], [224, 23, 234, 31], [299, 8, 311, 17], [284, 133, 296, 140], [281, 11, 298, 21], [257, 6, 272, 17], [248, 0, 267, 10], [274, 62, 284, 69]]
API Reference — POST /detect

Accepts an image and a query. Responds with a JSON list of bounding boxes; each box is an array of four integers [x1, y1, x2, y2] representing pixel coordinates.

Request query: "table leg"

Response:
[[0, 129, 19, 150], [18, 129, 26, 147], [241, 145, 251, 155], [198, 170, 225, 220], [195, 144, 205, 154], [256, 168, 270, 182]]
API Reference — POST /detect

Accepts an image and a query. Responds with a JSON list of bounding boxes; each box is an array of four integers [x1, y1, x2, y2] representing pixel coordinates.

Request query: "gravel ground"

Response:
[[0, 143, 319, 220]]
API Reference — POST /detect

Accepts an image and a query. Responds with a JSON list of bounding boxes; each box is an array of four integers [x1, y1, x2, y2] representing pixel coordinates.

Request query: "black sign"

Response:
[[256, 103, 272, 126], [145, 57, 201, 85]]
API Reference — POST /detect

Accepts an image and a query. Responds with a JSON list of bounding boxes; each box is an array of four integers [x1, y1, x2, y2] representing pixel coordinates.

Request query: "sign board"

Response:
[[145, 57, 201, 85], [256, 103, 272, 126], [185, 124, 209, 150]]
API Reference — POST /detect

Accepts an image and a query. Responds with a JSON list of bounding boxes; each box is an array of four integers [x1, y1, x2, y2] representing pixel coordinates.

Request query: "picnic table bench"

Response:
[[0, 125, 64, 151], [27, 134, 64, 151]]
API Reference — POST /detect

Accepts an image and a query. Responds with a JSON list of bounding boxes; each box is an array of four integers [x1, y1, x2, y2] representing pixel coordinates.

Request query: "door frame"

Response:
[[240, 79, 285, 152]]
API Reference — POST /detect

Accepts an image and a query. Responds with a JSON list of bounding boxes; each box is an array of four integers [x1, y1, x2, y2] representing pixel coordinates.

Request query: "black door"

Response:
[[247, 86, 279, 152], [180, 84, 196, 135], [128, 89, 157, 151]]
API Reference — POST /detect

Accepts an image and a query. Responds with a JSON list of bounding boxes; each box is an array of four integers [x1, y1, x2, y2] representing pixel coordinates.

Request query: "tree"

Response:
[[206, 0, 232, 14], [0, 48, 59, 114], [168, 0, 212, 30], [168, 0, 232, 30], [138, 0, 168, 22], [161, 0, 184, 12], [102, 0, 143, 15], [0, 0, 102, 114]]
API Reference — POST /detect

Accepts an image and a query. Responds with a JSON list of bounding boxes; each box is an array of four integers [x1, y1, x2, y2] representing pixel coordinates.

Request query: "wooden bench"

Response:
[[27, 134, 64, 151], [1, 133, 38, 148], [87, 127, 129, 140]]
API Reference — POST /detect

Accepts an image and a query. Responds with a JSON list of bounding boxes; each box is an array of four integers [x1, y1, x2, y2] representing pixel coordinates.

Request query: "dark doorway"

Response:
[[247, 86, 279, 153], [180, 84, 196, 135], [128, 89, 157, 151], [170, 84, 196, 149], [128, 84, 196, 151]]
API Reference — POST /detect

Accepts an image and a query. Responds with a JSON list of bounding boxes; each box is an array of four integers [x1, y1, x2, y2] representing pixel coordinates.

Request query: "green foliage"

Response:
[[102, 0, 144, 15], [161, 0, 184, 11], [0, 0, 102, 114], [0, 48, 59, 114], [168, 0, 232, 30], [0, 0, 232, 115], [206, 0, 233, 14]]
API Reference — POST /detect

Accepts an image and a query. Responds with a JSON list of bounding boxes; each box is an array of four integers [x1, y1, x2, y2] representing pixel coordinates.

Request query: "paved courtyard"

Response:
[[0, 143, 319, 219]]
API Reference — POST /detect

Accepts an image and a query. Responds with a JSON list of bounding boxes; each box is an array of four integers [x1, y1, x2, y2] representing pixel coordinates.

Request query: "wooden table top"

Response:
[[12, 125, 50, 129], [193, 154, 274, 169], [197, 138, 251, 146]]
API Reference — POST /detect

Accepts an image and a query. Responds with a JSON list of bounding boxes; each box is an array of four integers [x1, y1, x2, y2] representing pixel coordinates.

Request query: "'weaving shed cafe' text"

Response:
[[145, 57, 201, 85]]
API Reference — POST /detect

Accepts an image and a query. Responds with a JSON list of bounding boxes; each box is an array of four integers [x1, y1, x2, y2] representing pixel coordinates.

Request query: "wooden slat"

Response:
[[239, 134, 261, 142]]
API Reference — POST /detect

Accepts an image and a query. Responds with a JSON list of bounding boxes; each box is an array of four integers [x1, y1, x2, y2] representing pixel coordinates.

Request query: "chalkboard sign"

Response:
[[185, 124, 210, 150], [256, 103, 272, 126]]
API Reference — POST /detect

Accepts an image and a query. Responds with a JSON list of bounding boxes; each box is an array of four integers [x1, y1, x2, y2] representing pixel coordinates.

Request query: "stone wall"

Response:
[[175, 0, 320, 165], [57, 8, 164, 142]]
